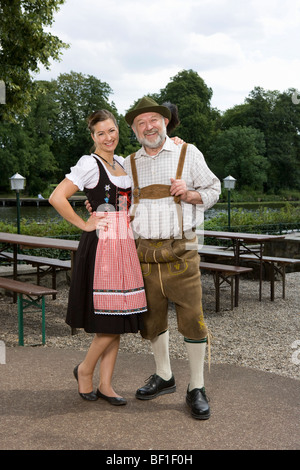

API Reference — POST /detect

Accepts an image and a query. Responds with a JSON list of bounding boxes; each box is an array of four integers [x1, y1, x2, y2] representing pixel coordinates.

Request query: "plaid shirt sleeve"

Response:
[[187, 144, 221, 211]]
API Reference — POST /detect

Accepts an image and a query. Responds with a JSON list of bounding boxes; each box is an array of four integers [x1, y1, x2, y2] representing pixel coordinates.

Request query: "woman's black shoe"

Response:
[[96, 389, 127, 406], [73, 364, 98, 401]]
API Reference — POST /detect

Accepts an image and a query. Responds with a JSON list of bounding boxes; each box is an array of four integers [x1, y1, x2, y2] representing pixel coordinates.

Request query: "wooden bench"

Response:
[[198, 247, 300, 300], [199, 261, 253, 312], [0, 277, 57, 345], [240, 254, 300, 300], [0, 252, 71, 299]]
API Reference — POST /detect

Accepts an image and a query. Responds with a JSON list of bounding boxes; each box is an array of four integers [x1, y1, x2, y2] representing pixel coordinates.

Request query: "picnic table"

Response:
[[0, 232, 79, 344], [0, 232, 79, 297], [198, 230, 286, 301]]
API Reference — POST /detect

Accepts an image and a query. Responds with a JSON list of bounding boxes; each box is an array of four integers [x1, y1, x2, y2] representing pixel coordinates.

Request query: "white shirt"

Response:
[[123, 137, 221, 239], [65, 153, 132, 190]]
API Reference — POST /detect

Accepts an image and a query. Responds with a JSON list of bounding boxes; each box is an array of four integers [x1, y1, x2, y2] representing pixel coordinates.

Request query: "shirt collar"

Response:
[[134, 136, 174, 160]]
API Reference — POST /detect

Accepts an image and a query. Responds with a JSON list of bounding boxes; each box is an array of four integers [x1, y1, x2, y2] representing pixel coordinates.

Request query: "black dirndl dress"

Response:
[[66, 157, 146, 334]]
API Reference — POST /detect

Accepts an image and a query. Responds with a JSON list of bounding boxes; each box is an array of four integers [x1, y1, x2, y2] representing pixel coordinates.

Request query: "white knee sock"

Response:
[[150, 330, 172, 381], [185, 341, 206, 391]]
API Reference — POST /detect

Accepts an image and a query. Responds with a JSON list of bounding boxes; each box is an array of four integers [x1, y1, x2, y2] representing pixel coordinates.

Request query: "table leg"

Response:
[[41, 296, 46, 345], [259, 243, 263, 301], [270, 263, 275, 301], [13, 245, 18, 303], [234, 240, 240, 307], [215, 272, 220, 312], [282, 265, 286, 299], [17, 294, 24, 346], [235, 276, 239, 307]]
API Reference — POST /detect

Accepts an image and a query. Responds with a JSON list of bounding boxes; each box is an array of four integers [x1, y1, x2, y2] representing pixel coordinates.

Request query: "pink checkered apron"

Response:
[[92, 211, 147, 316]]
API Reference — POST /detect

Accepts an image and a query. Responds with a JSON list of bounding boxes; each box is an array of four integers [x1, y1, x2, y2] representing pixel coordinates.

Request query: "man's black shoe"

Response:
[[135, 374, 176, 400], [186, 387, 210, 420]]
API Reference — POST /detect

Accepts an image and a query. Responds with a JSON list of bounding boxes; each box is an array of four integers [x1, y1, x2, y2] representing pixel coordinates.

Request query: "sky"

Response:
[[35, 0, 300, 115]]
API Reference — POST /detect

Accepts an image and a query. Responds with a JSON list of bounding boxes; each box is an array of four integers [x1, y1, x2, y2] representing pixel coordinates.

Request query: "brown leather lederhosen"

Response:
[[129, 143, 208, 341]]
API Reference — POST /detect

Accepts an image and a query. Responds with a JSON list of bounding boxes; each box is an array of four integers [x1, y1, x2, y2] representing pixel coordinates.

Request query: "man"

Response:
[[123, 97, 221, 419]]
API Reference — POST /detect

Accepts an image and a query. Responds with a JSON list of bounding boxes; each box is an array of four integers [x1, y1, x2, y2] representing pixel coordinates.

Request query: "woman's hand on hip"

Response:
[[84, 213, 110, 232]]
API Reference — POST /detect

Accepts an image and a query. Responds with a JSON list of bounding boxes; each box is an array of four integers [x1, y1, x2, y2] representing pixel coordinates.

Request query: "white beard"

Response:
[[137, 120, 167, 149]]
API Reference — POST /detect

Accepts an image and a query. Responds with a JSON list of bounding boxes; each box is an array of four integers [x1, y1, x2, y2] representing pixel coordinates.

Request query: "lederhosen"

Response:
[[130, 144, 208, 341]]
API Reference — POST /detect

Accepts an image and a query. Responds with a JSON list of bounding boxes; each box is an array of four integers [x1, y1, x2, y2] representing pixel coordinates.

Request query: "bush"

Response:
[[205, 203, 300, 233], [0, 217, 82, 238]]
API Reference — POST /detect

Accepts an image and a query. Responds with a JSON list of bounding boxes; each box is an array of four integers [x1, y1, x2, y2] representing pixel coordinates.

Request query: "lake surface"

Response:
[[0, 204, 226, 224], [2, 199, 296, 226]]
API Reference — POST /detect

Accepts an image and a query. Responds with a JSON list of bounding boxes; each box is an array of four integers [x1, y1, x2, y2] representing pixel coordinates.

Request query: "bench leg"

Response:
[[17, 294, 46, 346], [17, 294, 24, 346], [51, 267, 57, 300], [215, 272, 220, 312]]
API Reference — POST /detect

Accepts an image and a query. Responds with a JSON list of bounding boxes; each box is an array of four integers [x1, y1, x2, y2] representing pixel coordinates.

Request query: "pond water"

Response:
[[2, 201, 288, 224], [0, 204, 225, 224], [0, 205, 87, 224]]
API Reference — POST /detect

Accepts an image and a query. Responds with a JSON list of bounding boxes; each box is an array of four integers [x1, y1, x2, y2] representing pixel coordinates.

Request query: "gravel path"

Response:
[[0, 268, 299, 381]]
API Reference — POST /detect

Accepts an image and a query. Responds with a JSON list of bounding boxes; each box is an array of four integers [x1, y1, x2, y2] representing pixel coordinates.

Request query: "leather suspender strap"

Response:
[[175, 143, 187, 179], [130, 143, 188, 205], [174, 143, 187, 203], [130, 152, 140, 204]]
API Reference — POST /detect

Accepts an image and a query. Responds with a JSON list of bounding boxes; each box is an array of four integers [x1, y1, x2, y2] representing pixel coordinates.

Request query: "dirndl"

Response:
[[93, 210, 147, 316]]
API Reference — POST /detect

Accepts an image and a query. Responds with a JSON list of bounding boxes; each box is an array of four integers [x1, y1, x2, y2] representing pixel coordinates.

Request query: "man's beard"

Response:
[[137, 122, 167, 149]]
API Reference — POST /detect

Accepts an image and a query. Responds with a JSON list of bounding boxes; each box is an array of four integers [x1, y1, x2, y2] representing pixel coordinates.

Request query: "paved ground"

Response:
[[0, 346, 299, 452]]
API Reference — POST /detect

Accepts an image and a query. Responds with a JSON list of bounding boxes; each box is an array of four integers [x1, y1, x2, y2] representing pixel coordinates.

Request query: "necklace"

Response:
[[94, 152, 116, 170]]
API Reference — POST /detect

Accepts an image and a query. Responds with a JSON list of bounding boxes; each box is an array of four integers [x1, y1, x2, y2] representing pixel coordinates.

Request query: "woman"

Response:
[[49, 109, 147, 405]]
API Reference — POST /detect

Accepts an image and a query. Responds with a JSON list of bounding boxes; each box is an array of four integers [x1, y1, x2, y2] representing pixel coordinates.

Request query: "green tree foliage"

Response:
[[219, 86, 300, 191], [154, 69, 218, 153], [265, 90, 300, 190], [0, 0, 68, 121], [0, 84, 58, 194], [48, 71, 117, 177], [0, 72, 120, 193], [0, 63, 299, 195], [208, 126, 268, 190]]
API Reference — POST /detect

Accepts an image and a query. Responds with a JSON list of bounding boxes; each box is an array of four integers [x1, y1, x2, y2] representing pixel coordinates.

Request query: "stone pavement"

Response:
[[0, 346, 299, 451]]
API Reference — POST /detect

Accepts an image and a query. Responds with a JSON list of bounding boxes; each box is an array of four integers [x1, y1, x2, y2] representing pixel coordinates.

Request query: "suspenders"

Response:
[[130, 143, 188, 206]]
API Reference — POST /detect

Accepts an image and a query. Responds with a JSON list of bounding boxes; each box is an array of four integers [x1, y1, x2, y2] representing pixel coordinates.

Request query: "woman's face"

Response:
[[91, 118, 119, 154]]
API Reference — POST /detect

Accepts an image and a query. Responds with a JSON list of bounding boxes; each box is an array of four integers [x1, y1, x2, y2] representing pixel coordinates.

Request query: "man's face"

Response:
[[132, 112, 168, 149]]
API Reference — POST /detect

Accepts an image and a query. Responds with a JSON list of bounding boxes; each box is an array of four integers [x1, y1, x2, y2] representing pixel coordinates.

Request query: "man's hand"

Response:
[[170, 178, 203, 205], [85, 199, 93, 214], [170, 177, 188, 201]]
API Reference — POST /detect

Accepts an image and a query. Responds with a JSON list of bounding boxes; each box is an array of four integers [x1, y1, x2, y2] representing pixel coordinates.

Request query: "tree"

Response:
[[0, 0, 68, 121], [0, 121, 20, 191], [208, 126, 268, 191], [0, 84, 58, 194], [47, 72, 118, 178], [220, 87, 300, 191], [0, 72, 123, 193], [265, 89, 300, 191], [154, 69, 218, 153]]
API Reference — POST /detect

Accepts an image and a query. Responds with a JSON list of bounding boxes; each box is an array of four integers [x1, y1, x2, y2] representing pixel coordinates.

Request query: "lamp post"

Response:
[[9, 173, 26, 234], [223, 175, 236, 230]]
